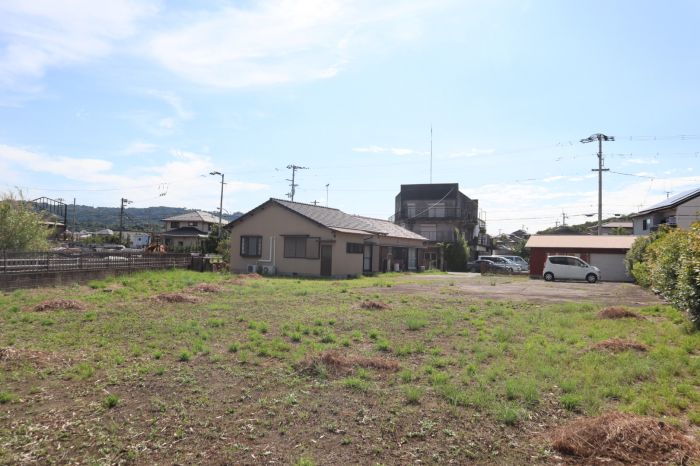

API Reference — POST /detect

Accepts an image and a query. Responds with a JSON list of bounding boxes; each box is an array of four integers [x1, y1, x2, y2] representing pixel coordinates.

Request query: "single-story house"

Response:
[[525, 235, 638, 282], [630, 187, 700, 235], [162, 211, 220, 251], [225, 198, 429, 277]]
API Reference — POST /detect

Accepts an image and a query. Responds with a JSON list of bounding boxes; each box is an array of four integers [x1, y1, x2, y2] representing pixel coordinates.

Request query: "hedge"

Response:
[[626, 222, 700, 323]]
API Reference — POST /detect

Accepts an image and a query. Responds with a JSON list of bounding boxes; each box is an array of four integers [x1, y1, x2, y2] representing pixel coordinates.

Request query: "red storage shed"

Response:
[[525, 235, 638, 282]]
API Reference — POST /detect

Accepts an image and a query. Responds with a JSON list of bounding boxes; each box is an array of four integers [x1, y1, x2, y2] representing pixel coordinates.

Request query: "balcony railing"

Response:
[[398, 207, 467, 219]]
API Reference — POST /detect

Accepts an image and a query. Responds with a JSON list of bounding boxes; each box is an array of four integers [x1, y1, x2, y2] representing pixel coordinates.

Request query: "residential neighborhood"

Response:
[[3, 2, 700, 465]]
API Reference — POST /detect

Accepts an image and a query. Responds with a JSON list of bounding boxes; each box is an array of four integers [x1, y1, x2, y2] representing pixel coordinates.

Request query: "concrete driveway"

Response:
[[383, 273, 664, 307]]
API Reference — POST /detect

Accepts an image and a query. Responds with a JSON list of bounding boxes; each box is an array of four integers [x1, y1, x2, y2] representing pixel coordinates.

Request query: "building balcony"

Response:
[[396, 207, 470, 220]]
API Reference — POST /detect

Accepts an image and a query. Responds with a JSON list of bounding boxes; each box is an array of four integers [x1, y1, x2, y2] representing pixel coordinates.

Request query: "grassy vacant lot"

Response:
[[1, 270, 699, 464]]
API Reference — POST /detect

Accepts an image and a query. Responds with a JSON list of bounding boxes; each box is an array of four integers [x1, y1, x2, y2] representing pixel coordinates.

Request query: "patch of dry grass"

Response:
[[298, 350, 400, 376], [598, 306, 644, 320], [359, 300, 390, 310], [33, 299, 86, 312], [189, 283, 223, 293], [551, 411, 699, 464], [590, 339, 648, 353], [152, 292, 199, 304]]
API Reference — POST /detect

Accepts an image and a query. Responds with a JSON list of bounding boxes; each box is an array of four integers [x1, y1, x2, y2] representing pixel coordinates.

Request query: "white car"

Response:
[[543, 255, 600, 283]]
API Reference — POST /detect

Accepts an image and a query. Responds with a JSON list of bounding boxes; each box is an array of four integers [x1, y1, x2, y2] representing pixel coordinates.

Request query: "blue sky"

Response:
[[1, 0, 700, 233]]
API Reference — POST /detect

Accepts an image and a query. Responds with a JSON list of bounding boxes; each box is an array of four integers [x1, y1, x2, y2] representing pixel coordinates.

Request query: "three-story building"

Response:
[[392, 183, 489, 268]]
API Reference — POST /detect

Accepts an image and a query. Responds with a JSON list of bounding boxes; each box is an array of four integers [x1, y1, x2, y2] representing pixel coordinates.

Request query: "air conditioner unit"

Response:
[[246, 264, 257, 273], [261, 265, 276, 275]]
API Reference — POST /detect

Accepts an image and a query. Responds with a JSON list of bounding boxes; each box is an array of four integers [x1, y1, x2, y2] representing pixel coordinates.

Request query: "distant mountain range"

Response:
[[64, 205, 241, 232]]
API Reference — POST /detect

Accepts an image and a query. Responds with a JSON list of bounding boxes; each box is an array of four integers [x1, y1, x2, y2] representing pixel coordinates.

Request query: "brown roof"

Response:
[[525, 235, 638, 250]]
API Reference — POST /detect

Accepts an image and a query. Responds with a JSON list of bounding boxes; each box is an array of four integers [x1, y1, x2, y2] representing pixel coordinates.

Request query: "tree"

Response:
[[442, 228, 470, 271], [0, 192, 50, 251]]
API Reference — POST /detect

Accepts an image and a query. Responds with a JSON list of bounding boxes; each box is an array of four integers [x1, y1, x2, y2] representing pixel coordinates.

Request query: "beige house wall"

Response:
[[164, 236, 204, 250], [677, 197, 700, 229], [229, 203, 426, 277]]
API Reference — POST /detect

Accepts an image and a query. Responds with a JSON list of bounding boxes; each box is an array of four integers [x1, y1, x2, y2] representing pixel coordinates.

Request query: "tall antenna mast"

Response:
[[286, 164, 308, 202], [430, 125, 433, 183]]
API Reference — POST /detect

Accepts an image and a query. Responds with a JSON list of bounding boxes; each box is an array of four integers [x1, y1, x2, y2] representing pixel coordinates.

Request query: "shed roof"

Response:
[[525, 235, 638, 250], [226, 198, 427, 241], [631, 187, 700, 216], [163, 211, 221, 224]]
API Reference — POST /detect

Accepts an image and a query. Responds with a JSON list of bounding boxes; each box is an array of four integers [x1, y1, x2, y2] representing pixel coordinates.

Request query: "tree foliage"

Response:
[[442, 228, 471, 271], [627, 223, 700, 323], [0, 192, 50, 251]]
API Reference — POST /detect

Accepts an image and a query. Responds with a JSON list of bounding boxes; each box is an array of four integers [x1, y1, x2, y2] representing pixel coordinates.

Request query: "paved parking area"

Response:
[[382, 273, 664, 307]]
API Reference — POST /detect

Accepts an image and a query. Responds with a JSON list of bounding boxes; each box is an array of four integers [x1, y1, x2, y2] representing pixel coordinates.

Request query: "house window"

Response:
[[346, 242, 364, 254], [642, 218, 650, 231], [188, 221, 197, 227], [170, 221, 180, 229], [284, 236, 320, 259], [240, 236, 262, 257]]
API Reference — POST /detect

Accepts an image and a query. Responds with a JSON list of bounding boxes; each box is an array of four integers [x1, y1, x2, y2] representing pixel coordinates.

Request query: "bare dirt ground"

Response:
[[376, 273, 664, 307]]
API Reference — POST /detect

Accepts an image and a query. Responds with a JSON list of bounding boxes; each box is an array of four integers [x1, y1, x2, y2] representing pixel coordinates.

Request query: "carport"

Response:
[[525, 235, 638, 282]]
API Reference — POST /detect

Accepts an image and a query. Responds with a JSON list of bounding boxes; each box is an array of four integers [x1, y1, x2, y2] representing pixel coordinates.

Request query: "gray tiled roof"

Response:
[[163, 211, 221, 224], [273, 199, 427, 240]]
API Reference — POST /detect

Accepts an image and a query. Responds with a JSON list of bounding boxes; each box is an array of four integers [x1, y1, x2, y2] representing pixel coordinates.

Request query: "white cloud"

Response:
[[145, 90, 194, 120], [122, 141, 158, 155], [462, 173, 700, 234], [353, 145, 426, 156], [0, 0, 157, 89], [0, 144, 270, 210], [624, 158, 660, 165], [158, 117, 175, 129], [148, 0, 446, 88]]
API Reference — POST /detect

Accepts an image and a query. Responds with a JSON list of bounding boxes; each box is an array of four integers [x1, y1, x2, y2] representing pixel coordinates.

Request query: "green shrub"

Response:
[[627, 223, 700, 323]]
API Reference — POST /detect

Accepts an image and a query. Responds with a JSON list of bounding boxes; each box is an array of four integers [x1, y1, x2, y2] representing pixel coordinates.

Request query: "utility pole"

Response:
[[325, 183, 330, 207], [210, 171, 225, 238], [119, 198, 132, 243], [72, 198, 77, 242], [562, 212, 568, 226], [286, 164, 308, 202], [580, 133, 614, 235]]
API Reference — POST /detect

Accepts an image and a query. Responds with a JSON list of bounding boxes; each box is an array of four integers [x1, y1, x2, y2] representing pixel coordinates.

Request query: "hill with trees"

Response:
[[67, 205, 241, 232]]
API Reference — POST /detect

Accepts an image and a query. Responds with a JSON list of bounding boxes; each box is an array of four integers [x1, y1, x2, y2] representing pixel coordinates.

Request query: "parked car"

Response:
[[469, 259, 513, 273], [543, 255, 600, 283], [477, 255, 522, 273], [497, 255, 529, 271]]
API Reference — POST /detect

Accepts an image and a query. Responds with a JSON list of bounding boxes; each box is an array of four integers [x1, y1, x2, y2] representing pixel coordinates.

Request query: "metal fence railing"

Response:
[[0, 251, 192, 275]]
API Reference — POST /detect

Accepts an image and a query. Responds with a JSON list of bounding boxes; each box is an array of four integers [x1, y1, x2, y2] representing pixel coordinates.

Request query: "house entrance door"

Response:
[[320, 245, 332, 276]]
